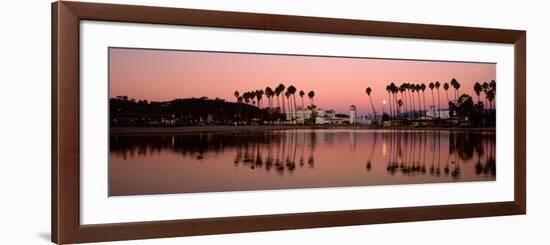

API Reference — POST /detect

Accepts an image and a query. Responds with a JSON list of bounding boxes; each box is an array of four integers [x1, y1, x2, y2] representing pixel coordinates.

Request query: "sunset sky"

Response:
[[109, 48, 496, 115]]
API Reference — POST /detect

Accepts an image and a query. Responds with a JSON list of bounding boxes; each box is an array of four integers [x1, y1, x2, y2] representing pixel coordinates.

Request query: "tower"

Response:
[[349, 105, 357, 124]]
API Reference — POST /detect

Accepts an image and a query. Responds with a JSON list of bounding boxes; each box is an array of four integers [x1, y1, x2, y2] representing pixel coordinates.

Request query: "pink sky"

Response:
[[109, 48, 495, 115]]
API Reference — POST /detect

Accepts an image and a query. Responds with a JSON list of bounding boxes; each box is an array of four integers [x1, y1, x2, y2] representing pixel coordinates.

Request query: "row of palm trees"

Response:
[[233, 84, 316, 121], [365, 78, 496, 121]]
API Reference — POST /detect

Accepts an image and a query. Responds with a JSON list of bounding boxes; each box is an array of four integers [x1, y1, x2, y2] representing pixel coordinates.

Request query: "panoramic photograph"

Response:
[[108, 47, 496, 196]]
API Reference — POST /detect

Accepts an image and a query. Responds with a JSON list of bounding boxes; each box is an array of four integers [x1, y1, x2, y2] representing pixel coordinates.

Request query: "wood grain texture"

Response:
[[51, 1, 526, 244]]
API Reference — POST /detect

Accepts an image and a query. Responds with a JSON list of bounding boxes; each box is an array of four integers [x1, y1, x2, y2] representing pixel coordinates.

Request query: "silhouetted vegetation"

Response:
[[110, 96, 285, 126]]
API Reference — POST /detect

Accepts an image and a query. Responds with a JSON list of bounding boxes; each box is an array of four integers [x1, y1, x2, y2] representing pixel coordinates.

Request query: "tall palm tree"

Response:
[[234, 91, 240, 102], [450, 78, 460, 100], [397, 99, 403, 118], [435, 81, 441, 119], [415, 84, 422, 118], [409, 84, 416, 119], [277, 84, 286, 113], [287, 85, 297, 120], [482, 82, 489, 109], [256, 89, 264, 109], [265, 86, 274, 109], [392, 85, 399, 117], [487, 90, 495, 110], [386, 85, 393, 118], [443, 82, 450, 107], [365, 87, 377, 121], [299, 90, 305, 110], [307, 90, 315, 107], [285, 90, 292, 120], [420, 84, 426, 118], [399, 84, 407, 118], [474, 82, 482, 103], [274, 86, 282, 112], [429, 82, 435, 119]]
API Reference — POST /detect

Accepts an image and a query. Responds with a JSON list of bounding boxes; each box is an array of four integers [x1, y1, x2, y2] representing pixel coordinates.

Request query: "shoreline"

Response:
[[110, 125, 496, 135]]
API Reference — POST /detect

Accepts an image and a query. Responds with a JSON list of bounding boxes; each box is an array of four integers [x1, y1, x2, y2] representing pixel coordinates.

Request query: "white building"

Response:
[[349, 105, 357, 124], [426, 106, 451, 119], [291, 105, 373, 125]]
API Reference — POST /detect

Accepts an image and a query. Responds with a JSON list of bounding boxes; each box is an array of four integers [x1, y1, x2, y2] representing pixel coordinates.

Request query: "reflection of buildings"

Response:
[[111, 130, 495, 180], [290, 105, 372, 125]]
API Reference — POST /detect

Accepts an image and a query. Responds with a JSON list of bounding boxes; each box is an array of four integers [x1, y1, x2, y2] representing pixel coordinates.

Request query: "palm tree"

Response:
[[409, 84, 416, 118], [415, 84, 422, 118], [443, 82, 450, 107], [287, 85, 297, 120], [474, 82, 482, 103], [237, 95, 244, 121], [482, 81, 489, 109], [407, 83, 415, 119], [307, 90, 315, 107], [365, 87, 377, 121], [450, 78, 460, 100], [420, 84, 426, 118], [265, 87, 274, 109], [487, 90, 495, 110], [392, 85, 399, 117], [429, 82, 435, 119], [276, 84, 286, 113], [256, 89, 264, 109], [248, 90, 256, 107], [397, 99, 403, 118], [234, 91, 240, 102], [399, 83, 408, 118], [285, 90, 292, 120], [386, 85, 393, 118], [435, 81, 441, 119], [299, 90, 305, 110]]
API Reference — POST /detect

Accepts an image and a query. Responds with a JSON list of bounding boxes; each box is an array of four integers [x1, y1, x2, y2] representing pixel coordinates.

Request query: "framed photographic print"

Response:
[[52, 1, 526, 244]]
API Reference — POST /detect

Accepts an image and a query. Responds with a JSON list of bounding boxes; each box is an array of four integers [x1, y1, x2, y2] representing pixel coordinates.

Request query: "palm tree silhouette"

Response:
[[284, 91, 291, 121], [407, 83, 414, 119], [307, 90, 315, 107], [256, 89, 264, 109], [265, 87, 274, 109], [482, 82, 489, 109], [397, 99, 403, 119], [386, 85, 393, 118], [276, 84, 286, 114], [420, 84, 426, 118], [366, 87, 377, 122], [287, 85, 297, 121], [299, 90, 305, 110], [443, 82, 450, 108], [487, 89, 495, 110], [429, 82, 435, 120], [391, 83, 398, 118], [434, 81, 441, 119], [415, 84, 422, 118], [399, 84, 407, 118], [474, 82, 482, 103], [450, 78, 460, 100]]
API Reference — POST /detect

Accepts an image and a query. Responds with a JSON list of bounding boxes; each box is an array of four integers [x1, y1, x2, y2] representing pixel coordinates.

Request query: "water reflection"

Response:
[[109, 129, 495, 196]]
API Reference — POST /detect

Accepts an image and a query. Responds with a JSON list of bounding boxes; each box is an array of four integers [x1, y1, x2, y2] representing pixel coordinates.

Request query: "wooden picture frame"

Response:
[[52, 1, 526, 244]]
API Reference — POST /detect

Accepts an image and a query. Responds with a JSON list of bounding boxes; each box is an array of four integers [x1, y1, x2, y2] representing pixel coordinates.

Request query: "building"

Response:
[[349, 105, 357, 124], [426, 106, 451, 119]]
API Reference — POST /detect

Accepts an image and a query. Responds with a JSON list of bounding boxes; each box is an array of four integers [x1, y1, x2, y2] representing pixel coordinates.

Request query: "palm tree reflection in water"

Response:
[[111, 130, 495, 177], [109, 129, 496, 194]]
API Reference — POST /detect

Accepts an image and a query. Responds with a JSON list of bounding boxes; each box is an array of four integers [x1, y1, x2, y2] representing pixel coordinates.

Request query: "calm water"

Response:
[[109, 129, 495, 196]]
